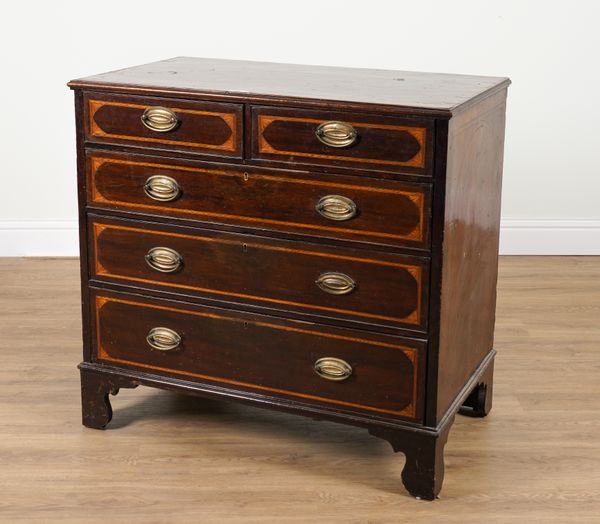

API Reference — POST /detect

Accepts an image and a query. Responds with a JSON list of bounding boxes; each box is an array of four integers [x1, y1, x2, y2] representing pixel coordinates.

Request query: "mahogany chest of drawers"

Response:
[[69, 57, 509, 499]]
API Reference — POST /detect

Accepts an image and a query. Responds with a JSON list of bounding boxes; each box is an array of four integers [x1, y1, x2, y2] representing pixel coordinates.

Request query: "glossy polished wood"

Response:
[[93, 291, 424, 419], [3, 257, 599, 521], [84, 92, 243, 157], [434, 90, 507, 420], [87, 151, 431, 250], [89, 216, 429, 331], [69, 56, 509, 115], [252, 106, 432, 175]]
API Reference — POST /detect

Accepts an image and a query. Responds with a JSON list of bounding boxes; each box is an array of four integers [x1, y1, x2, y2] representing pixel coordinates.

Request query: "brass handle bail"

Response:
[[145, 247, 183, 273], [144, 175, 181, 202], [316, 272, 356, 295], [316, 195, 357, 221], [314, 357, 353, 381], [315, 121, 357, 148], [146, 327, 181, 352], [141, 106, 179, 132]]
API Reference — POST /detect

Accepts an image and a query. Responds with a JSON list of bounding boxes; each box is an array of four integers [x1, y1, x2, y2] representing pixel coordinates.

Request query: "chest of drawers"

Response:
[[69, 57, 509, 499]]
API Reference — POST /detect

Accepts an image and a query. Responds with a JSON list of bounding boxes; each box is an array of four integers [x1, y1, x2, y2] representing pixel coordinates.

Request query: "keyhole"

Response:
[[243, 172, 249, 182], [242, 243, 247, 253]]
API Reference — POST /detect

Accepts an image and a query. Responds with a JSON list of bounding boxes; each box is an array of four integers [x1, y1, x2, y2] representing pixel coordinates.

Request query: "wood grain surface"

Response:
[[93, 292, 422, 419], [87, 151, 431, 250], [252, 107, 431, 173], [0, 257, 598, 522], [68, 57, 509, 115], [89, 216, 428, 331], [434, 90, 507, 420], [84, 92, 243, 157]]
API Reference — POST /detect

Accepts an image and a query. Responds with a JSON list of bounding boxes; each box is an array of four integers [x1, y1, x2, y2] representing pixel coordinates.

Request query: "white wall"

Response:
[[1, 0, 599, 255]]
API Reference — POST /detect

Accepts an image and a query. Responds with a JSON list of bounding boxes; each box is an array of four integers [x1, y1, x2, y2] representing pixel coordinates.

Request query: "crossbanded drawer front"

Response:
[[87, 152, 431, 250], [92, 291, 425, 420], [89, 217, 429, 331], [251, 106, 433, 175], [84, 92, 242, 157]]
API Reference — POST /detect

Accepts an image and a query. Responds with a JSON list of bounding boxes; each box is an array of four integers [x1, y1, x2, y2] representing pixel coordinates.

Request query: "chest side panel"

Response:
[[435, 89, 508, 420]]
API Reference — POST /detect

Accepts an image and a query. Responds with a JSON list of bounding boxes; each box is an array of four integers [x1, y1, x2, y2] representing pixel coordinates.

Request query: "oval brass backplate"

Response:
[[141, 106, 179, 132], [146, 326, 182, 352], [316, 272, 356, 295], [315, 195, 357, 221], [314, 357, 353, 381], [145, 246, 183, 273], [315, 121, 357, 148], [144, 175, 182, 202]]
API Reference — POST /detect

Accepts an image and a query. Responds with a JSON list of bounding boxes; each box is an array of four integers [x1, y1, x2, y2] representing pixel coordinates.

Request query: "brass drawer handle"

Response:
[[316, 272, 356, 295], [314, 357, 353, 381], [316, 195, 357, 221], [146, 327, 181, 352], [315, 121, 357, 148], [145, 247, 183, 273], [141, 106, 179, 132], [144, 175, 182, 202]]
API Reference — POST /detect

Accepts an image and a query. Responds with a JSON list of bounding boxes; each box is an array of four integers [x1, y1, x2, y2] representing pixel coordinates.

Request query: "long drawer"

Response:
[[89, 216, 429, 332], [92, 290, 425, 420], [87, 151, 431, 250]]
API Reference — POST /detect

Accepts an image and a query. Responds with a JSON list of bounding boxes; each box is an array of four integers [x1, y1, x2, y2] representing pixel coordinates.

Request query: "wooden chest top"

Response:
[[69, 56, 509, 115]]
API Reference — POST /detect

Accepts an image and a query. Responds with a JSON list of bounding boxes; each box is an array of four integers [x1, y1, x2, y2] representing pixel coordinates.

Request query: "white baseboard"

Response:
[[0, 219, 599, 257], [0, 221, 79, 257], [499, 219, 600, 255]]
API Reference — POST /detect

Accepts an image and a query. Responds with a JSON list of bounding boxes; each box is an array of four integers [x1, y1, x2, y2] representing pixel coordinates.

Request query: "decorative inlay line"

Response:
[[94, 295, 419, 417], [258, 115, 427, 168], [88, 99, 238, 151], [92, 222, 421, 269], [89, 156, 427, 243], [91, 221, 423, 325]]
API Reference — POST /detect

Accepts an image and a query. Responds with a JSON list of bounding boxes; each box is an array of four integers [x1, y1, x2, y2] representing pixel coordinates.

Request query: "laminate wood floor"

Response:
[[0, 257, 598, 523]]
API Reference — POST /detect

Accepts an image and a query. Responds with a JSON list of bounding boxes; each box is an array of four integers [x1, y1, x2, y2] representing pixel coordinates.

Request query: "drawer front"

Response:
[[87, 152, 431, 250], [84, 92, 242, 157], [92, 291, 425, 420], [251, 106, 433, 175], [89, 217, 429, 331]]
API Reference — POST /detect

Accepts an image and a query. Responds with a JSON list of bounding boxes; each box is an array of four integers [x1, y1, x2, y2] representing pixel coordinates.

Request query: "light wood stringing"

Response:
[[258, 115, 427, 168], [88, 99, 238, 151], [91, 222, 424, 325], [88, 156, 427, 243], [94, 295, 420, 417]]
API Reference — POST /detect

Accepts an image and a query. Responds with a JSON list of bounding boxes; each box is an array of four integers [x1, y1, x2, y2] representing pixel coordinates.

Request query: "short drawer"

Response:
[[92, 291, 425, 420], [87, 151, 431, 250], [251, 106, 433, 175], [84, 92, 242, 157], [89, 216, 429, 332]]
